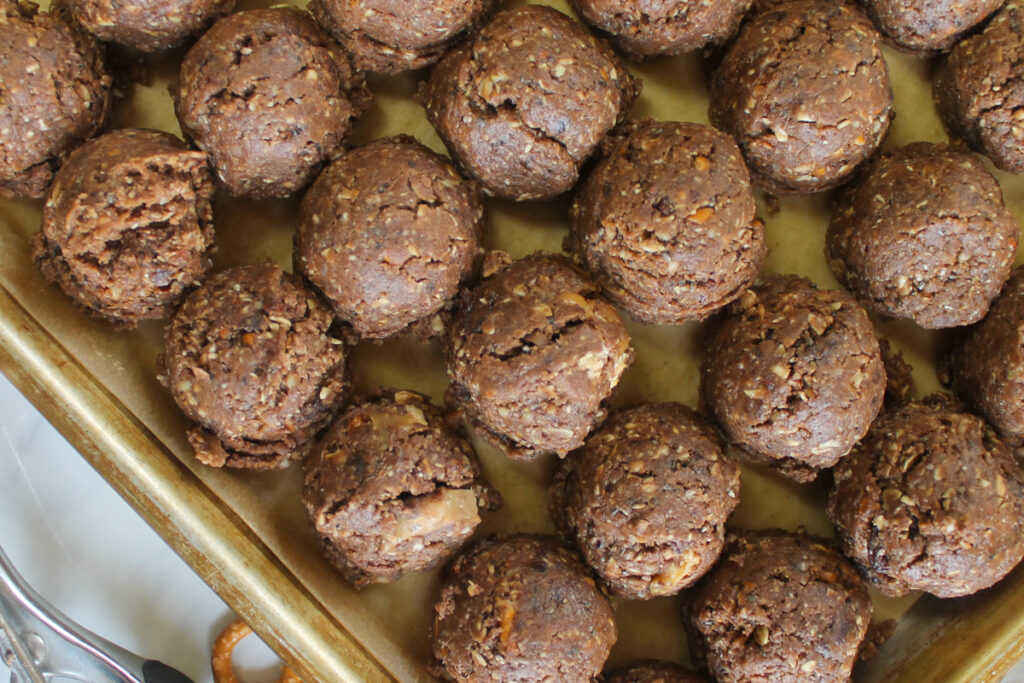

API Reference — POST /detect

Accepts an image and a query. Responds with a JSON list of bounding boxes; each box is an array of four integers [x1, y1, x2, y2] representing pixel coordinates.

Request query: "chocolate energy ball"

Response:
[[861, 0, 1003, 53], [302, 390, 500, 587], [602, 661, 707, 683], [160, 263, 347, 470], [418, 4, 640, 201], [570, 0, 752, 59], [700, 275, 886, 482], [32, 128, 214, 327], [445, 252, 633, 461], [295, 136, 481, 340], [828, 396, 1024, 598], [551, 403, 741, 599], [936, 1, 1024, 173], [947, 268, 1024, 446], [826, 142, 1018, 329], [432, 535, 616, 683], [686, 531, 872, 683], [569, 119, 765, 324], [0, 0, 110, 198], [173, 7, 370, 199], [709, 1, 892, 194], [310, 0, 495, 73], [66, 0, 233, 51]]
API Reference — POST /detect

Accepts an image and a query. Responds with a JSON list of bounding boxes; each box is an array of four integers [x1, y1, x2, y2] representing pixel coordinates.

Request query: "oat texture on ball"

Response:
[[66, 0, 234, 51], [32, 128, 215, 328], [861, 0, 1003, 54], [602, 660, 708, 683]]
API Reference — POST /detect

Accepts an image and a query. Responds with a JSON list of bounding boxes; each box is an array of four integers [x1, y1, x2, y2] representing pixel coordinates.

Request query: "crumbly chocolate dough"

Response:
[[828, 396, 1024, 598], [66, 0, 234, 51], [160, 263, 347, 470], [551, 403, 740, 599], [700, 275, 885, 482], [709, 1, 892, 194], [418, 4, 640, 201], [570, 0, 752, 59], [569, 119, 765, 324], [826, 142, 1018, 329], [947, 268, 1024, 446], [0, 0, 110, 198], [861, 0, 1003, 53], [602, 660, 707, 683], [431, 535, 616, 683], [879, 337, 915, 411], [936, 1, 1024, 173], [310, 0, 495, 73], [173, 7, 370, 199], [302, 390, 500, 587], [295, 136, 481, 340], [32, 128, 214, 327], [686, 530, 872, 683], [445, 252, 633, 460]]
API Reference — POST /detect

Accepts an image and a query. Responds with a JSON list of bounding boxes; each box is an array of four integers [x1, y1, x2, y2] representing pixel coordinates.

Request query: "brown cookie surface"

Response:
[[862, 0, 1003, 53], [602, 660, 707, 683], [66, 0, 234, 51]]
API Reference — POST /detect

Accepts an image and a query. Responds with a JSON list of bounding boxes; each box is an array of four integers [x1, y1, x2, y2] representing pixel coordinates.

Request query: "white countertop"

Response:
[[1, 368, 1024, 683]]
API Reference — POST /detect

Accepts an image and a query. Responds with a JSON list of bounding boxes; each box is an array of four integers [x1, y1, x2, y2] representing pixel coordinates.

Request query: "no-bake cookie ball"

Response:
[[570, 0, 752, 59], [826, 142, 1018, 329], [160, 263, 347, 470], [569, 119, 765, 324], [551, 403, 740, 599], [432, 535, 616, 683], [700, 275, 886, 482], [602, 661, 707, 683], [862, 0, 1002, 54], [828, 396, 1024, 598], [709, 1, 892, 194], [947, 268, 1024, 447], [0, 0, 110, 198], [295, 136, 482, 341], [936, 1, 1024, 173], [418, 4, 640, 201], [310, 0, 495, 73], [686, 531, 872, 683], [32, 128, 214, 327], [445, 252, 633, 461], [173, 7, 370, 199], [66, 0, 234, 52], [302, 390, 500, 587]]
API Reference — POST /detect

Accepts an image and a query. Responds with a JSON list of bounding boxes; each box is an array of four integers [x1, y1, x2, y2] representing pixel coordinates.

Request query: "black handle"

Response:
[[142, 659, 195, 683]]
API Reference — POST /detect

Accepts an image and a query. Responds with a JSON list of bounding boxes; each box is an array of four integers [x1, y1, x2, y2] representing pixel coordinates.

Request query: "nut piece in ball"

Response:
[[66, 0, 234, 52]]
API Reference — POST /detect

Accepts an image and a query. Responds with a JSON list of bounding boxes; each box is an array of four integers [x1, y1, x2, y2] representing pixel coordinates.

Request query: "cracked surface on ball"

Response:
[[66, 0, 234, 51]]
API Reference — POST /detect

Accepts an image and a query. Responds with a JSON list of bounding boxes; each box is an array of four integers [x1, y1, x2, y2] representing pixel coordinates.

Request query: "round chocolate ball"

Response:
[[602, 661, 707, 683], [160, 263, 347, 469], [66, 0, 234, 51], [419, 4, 640, 200], [32, 128, 215, 327], [826, 142, 1018, 329], [862, 0, 1003, 54], [570, 119, 765, 324], [295, 136, 481, 340]]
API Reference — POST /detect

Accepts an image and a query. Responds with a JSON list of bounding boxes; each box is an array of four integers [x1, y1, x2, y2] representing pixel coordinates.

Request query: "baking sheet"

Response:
[[2, 0, 1023, 680]]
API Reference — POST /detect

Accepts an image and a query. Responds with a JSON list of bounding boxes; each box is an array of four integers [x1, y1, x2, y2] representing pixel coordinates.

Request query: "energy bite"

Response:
[[569, 119, 765, 324], [160, 263, 347, 470], [66, 0, 234, 52], [828, 396, 1024, 598], [445, 252, 633, 460], [686, 531, 872, 683], [32, 128, 214, 327], [602, 661, 707, 683], [709, 1, 892, 194], [0, 0, 110, 198], [310, 0, 495, 73], [700, 275, 886, 482], [936, 1, 1024, 173], [551, 403, 740, 599], [826, 142, 1018, 329], [432, 535, 616, 683], [302, 390, 500, 587], [861, 0, 1003, 54], [947, 268, 1024, 446], [419, 4, 640, 201], [173, 7, 370, 199], [295, 136, 481, 341], [570, 0, 752, 59]]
